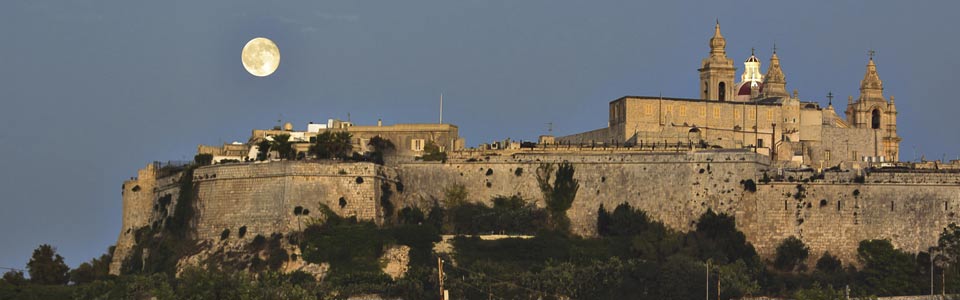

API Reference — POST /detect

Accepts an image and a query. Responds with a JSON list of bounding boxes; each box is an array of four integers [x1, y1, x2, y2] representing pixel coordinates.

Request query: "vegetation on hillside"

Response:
[[8, 162, 960, 299]]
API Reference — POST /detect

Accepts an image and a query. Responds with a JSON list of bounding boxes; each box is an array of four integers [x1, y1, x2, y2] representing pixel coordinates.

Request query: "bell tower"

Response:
[[699, 21, 736, 101], [845, 52, 901, 161]]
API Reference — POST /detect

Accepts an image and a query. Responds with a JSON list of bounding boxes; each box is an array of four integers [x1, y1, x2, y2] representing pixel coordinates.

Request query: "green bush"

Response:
[[420, 141, 447, 162], [597, 203, 660, 237], [774, 236, 809, 272], [446, 195, 548, 235], [193, 153, 213, 166]]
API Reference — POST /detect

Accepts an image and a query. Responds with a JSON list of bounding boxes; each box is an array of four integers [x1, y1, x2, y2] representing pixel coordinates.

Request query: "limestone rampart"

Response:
[[191, 161, 389, 241], [110, 163, 184, 275], [111, 152, 960, 274]]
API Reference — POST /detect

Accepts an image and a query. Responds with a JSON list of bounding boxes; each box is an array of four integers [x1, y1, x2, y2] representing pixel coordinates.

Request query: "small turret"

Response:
[[859, 53, 885, 102], [762, 46, 788, 98], [709, 20, 727, 56]]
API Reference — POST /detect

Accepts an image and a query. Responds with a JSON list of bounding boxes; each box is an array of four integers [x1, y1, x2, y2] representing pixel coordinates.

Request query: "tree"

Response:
[[774, 236, 810, 272], [598, 202, 656, 237], [814, 251, 842, 273], [688, 209, 758, 265], [72, 273, 175, 300], [270, 134, 297, 160], [1, 270, 26, 286], [420, 141, 446, 162], [310, 131, 353, 160], [443, 184, 468, 208], [537, 163, 579, 232], [70, 246, 114, 284], [256, 140, 272, 161], [193, 153, 213, 166], [936, 223, 960, 293], [26, 244, 70, 285], [367, 136, 395, 164], [857, 239, 924, 296]]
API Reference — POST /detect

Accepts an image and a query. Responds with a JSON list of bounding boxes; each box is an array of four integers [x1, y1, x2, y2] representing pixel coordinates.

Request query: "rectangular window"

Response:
[[679, 105, 687, 117], [748, 109, 755, 120], [757, 139, 764, 148], [713, 107, 721, 119], [734, 110, 741, 120], [644, 104, 653, 115], [411, 139, 425, 152], [699, 107, 707, 117]]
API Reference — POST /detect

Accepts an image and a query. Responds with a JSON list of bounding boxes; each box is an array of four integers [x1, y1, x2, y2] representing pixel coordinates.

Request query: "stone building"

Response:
[[199, 119, 464, 162], [558, 22, 900, 168]]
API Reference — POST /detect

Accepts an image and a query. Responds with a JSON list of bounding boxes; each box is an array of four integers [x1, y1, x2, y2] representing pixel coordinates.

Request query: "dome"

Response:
[[283, 122, 294, 131], [736, 81, 763, 96], [745, 55, 760, 63]]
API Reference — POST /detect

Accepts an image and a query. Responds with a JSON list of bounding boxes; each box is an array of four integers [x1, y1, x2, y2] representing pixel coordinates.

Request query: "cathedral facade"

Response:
[[559, 22, 901, 168]]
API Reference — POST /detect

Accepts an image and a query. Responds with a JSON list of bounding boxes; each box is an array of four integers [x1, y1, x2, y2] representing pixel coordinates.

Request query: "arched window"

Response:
[[704, 81, 709, 98], [718, 82, 726, 101], [871, 109, 881, 129]]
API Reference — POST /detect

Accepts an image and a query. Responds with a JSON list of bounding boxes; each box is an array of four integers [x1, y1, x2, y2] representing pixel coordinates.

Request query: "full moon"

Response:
[[241, 37, 280, 77]]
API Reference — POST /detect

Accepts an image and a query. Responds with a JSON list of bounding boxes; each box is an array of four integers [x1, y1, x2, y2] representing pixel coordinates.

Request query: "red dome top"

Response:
[[737, 81, 763, 96]]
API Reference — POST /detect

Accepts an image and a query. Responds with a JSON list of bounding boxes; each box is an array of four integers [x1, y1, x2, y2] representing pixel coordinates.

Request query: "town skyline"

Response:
[[1, 0, 958, 272]]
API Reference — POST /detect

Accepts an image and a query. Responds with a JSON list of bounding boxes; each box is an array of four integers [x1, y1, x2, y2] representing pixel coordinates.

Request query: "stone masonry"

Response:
[[111, 151, 960, 274]]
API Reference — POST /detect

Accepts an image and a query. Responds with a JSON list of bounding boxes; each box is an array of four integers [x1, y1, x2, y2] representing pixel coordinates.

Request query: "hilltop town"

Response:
[[108, 23, 960, 298]]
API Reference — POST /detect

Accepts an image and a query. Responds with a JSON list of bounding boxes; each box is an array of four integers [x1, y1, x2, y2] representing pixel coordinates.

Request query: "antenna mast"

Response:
[[439, 93, 443, 124]]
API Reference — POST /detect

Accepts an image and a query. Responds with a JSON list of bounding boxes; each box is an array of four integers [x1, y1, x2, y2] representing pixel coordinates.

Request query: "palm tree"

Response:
[[270, 134, 296, 160]]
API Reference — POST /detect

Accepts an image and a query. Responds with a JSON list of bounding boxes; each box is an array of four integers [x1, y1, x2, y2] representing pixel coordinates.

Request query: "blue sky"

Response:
[[1, 1, 958, 270]]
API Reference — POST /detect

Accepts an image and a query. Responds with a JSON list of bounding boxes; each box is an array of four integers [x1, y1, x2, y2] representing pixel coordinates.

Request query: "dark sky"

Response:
[[1, 1, 958, 270]]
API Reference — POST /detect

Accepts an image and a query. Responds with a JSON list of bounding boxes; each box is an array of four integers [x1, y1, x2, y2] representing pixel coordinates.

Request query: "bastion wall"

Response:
[[111, 152, 960, 274], [189, 161, 389, 242]]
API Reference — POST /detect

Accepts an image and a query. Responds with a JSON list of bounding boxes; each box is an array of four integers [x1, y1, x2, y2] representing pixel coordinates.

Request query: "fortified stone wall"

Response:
[[110, 163, 184, 275], [110, 161, 391, 274], [396, 151, 768, 236], [111, 152, 960, 274], [395, 151, 960, 264], [191, 161, 389, 241], [742, 182, 960, 264]]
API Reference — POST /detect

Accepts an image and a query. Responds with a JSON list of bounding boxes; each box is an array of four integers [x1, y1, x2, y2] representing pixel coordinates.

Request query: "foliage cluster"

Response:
[[366, 136, 395, 165], [450, 205, 763, 299], [419, 140, 447, 162], [309, 131, 353, 160], [193, 153, 213, 166], [536, 162, 579, 232], [445, 195, 548, 235], [295, 205, 442, 299]]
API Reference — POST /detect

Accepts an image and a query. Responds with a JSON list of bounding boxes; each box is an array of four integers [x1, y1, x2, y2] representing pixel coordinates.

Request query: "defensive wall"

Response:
[[189, 161, 391, 241], [110, 161, 392, 275], [397, 149, 960, 264], [110, 163, 186, 274], [111, 151, 960, 274]]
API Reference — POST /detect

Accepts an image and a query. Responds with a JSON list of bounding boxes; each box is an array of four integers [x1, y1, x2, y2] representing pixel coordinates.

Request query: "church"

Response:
[[558, 22, 901, 168]]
